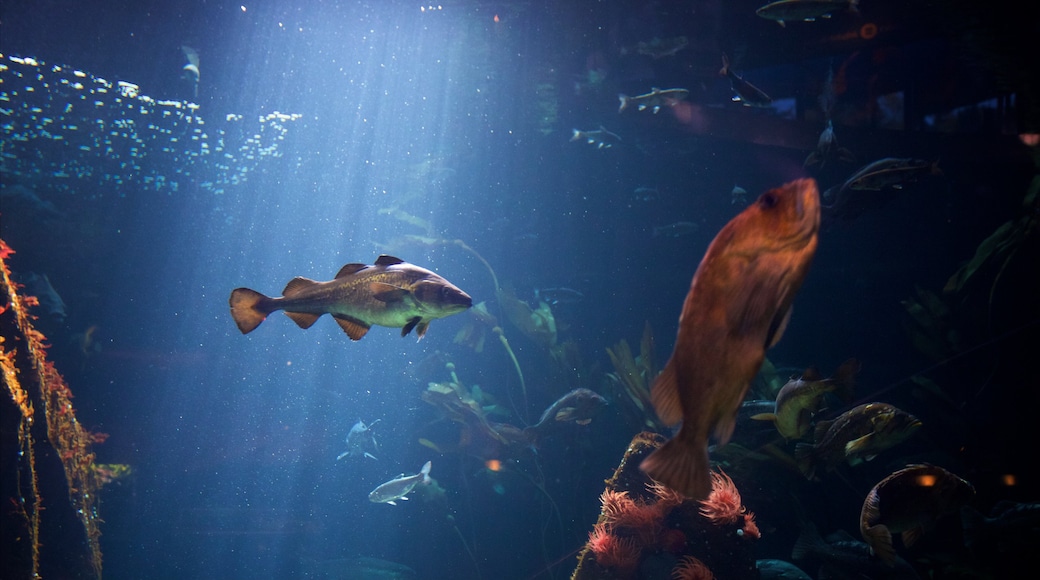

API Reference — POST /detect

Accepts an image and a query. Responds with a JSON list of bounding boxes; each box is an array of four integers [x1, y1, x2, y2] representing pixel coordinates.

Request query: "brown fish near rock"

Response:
[[640, 178, 821, 499], [860, 464, 974, 566], [751, 357, 860, 441], [795, 401, 922, 480]]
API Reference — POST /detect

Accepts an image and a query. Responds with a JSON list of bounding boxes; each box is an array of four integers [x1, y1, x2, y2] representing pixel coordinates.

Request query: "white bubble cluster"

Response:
[[0, 53, 302, 195]]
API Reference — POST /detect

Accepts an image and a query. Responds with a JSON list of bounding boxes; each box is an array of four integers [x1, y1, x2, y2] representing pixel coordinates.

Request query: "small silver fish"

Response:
[[618, 87, 690, 114], [336, 419, 379, 461], [756, 0, 860, 28], [368, 461, 432, 505], [721, 55, 772, 108], [570, 126, 622, 149]]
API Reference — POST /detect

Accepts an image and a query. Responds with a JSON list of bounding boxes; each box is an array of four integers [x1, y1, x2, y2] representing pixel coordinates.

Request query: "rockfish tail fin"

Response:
[[229, 287, 276, 334], [639, 430, 712, 500], [649, 361, 684, 427]]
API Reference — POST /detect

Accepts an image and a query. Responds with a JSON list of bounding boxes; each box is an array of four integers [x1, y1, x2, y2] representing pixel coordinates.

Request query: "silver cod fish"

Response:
[[229, 255, 472, 340], [368, 461, 432, 505]]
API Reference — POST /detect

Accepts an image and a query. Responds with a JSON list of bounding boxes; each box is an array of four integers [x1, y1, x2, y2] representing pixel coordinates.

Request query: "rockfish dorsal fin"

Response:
[[371, 282, 410, 303], [333, 314, 370, 340], [336, 263, 368, 278], [283, 277, 318, 297], [285, 311, 321, 329], [375, 255, 405, 266]]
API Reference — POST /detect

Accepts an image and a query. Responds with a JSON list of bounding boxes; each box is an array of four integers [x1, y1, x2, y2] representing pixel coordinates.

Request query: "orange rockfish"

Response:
[[641, 178, 820, 499], [229, 255, 472, 340]]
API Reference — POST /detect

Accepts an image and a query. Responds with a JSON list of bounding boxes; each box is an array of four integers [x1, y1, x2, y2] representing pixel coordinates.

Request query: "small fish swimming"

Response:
[[229, 255, 472, 340], [842, 157, 943, 191], [652, 221, 699, 238], [570, 126, 622, 149], [641, 178, 820, 499], [756, 0, 860, 28], [534, 287, 585, 305], [633, 186, 659, 202], [751, 358, 859, 441], [618, 87, 690, 114], [13, 271, 68, 323], [622, 36, 689, 59], [860, 464, 974, 566], [821, 157, 943, 220], [791, 523, 920, 579], [337, 419, 380, 461], [368, 461, 433, 505], [804, 120, 855, 169], [961, 500, 1040, 559], [731, 185, 749, 205], [795, 402, 922, 479], [523, 388, 608, 446], [180, 45, 200, 99], [721, 55, 772, 108]]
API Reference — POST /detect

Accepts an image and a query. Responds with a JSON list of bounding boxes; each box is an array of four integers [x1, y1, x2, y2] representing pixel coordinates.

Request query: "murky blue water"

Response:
[[2, 1, 1037, 579]]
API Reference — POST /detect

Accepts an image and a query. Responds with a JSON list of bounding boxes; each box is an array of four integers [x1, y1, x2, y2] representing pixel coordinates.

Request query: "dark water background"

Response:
[[2, 1, 1038, 579]]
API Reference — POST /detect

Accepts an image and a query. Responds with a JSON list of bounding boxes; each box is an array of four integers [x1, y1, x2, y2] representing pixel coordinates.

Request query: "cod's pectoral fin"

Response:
[[749, 412, 777, 423], [283, 277, 319, 298], [375, 255, 405, 266], [371, 282, 410, 303], [649, 362, 683, 427], [336, 263, 368, 278], [401, 317, 422, 337], [332, 314, 371, 340], [285, 311, 321, 329], [415, 321, 430, 339]]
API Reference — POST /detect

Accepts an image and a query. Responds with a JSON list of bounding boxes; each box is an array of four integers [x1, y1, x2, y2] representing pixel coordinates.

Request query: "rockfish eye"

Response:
[[759, 192, 778, 208]]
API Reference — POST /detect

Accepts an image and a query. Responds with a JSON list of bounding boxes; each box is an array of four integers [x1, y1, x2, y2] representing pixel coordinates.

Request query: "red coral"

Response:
[[671, 555, 714, 580], [613, 499, 664, 546], [587, 522, 641, 572], [647, 478, 686, 511], [741, 512, 760, 540], [600, 489, 636, 522], [698, 469, 743, 525]]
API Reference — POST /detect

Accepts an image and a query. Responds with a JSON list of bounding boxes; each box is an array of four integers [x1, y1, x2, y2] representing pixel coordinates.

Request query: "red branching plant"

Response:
[[741, 512, 760, 539], [647, 478, 685, 511], [698, 469, 743, 525], [587, 522, 641, 572], [671, 555, 714, 580]]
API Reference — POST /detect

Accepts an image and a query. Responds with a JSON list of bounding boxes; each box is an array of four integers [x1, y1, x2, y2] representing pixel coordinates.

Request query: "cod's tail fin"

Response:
[[229, 287, 275, 334]]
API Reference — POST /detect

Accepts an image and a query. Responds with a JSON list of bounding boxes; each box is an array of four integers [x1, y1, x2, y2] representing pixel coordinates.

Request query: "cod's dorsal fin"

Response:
[[285, 311, 321, 329], [336, 263, 368, 278], [332, 314, 370, 340], [371, 282, 410, 303], [283, 277, 318, 297], [375, 255, 405, 266]]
